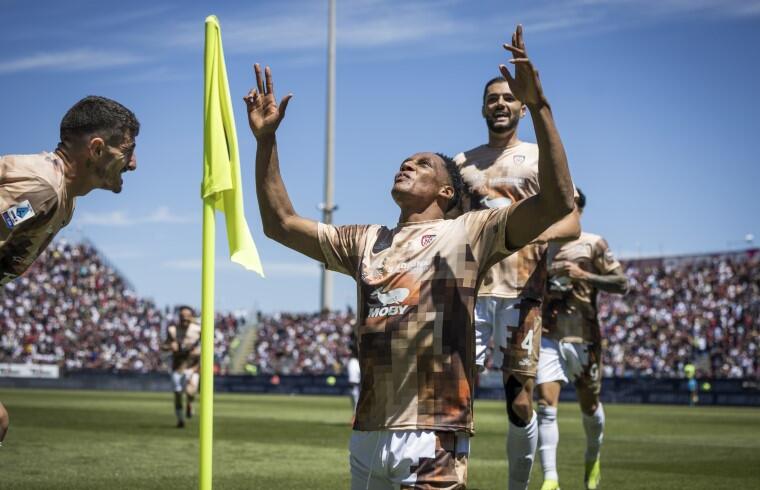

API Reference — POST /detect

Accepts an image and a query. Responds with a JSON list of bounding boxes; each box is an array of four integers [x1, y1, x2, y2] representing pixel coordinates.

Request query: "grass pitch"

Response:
[[1, 388, 758, 489]]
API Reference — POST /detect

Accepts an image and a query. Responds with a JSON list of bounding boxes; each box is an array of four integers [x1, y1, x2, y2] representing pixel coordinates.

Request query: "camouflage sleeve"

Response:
[[593, 237, 621, 274], [317, 223, 373, 277]]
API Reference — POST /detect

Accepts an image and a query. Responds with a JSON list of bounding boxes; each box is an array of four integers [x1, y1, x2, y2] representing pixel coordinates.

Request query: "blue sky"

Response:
[[1, 0, 758, 313]]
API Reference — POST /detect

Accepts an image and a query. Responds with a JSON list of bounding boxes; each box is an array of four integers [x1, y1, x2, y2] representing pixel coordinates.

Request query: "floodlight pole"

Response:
[[320, 0, 337, 312]]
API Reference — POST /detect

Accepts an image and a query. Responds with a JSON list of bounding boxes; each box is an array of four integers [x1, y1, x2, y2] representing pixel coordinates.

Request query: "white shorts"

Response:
[[536, 337, 598, 389], [349, 430, 469, 490], [171, 369, 198, 393], [474, 297, 519, 369]]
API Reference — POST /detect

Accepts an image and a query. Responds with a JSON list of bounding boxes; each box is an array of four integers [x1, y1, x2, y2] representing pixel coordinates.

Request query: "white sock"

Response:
[[507, 411, 538, 490], [537, 405, 559, 481], [583, 403, 605, 462]]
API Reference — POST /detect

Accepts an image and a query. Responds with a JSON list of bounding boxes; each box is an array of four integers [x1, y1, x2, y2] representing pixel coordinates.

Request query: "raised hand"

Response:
[[244, 64, 292, 139], [499, 25, 548, 108]]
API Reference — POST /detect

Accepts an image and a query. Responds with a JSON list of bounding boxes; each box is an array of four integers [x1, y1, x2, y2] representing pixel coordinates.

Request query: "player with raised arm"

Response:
[[247, 25, 575, 489], [0, 95, 139, 444], [536, 190, 628, 490], [453, 25, 580, 490], [163, 306, 201, 428]]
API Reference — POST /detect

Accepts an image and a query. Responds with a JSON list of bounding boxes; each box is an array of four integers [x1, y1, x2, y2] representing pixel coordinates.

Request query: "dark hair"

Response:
[[482, 76, 508, 104], [576, 187, 586, 210], [177, 305, 195, 315], [60, 95, 140, 144], [435, 153, 464, 212]]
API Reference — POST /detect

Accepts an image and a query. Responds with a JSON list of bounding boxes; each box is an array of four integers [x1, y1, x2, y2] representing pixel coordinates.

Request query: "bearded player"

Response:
[[453, 47, 580, 490], [536, 189, 628, 490], [0, 95, 139, 443]]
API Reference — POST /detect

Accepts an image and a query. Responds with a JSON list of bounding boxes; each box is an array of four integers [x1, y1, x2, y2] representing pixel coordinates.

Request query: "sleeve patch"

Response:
[[2, 200, 36, 229]]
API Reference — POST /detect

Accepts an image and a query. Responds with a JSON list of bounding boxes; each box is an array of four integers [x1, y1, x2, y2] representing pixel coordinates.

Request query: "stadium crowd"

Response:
[[1, 241, 757, 379], [0, 240, 245, 373], [249, 311, 355, 375], [599, 251, 759, 379]]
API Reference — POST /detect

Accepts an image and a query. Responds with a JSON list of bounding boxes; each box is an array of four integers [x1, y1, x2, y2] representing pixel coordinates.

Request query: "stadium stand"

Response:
[[1, 241, 756, 380], [0, 240, 244, 373]]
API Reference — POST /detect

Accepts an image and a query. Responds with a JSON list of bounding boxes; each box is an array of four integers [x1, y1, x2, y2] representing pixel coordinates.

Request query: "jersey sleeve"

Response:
[[460, 207, 516, 274], [592, 237, 621, 274], [0, 173, 58, 240], [317, 223, 373, 276]]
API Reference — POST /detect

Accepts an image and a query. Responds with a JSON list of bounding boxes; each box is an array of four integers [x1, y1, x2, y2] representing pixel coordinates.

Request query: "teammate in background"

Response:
[[0, 95, 139, 442], [163, 306, 201, 428], [247, 24, 575, 489], [0, 401, 8, 447], [453, 64, 579, 490], [535, 189, 628, 490], [347, 339, 361, 420], [685, 363, 698, 406]]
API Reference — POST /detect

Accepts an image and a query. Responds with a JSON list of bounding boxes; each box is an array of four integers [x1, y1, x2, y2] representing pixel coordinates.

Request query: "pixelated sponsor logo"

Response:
[[488, 176, 524, 187], [398, 259, 431, 273], [368, 287, 410, 318], [420, 234, 436, 247], [513, 155, 525, 165], [2, 200, 36, 229]]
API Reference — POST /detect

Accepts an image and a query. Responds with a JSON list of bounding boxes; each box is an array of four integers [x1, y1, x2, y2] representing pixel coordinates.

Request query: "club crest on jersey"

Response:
[[368, 287, 410, 317], [2, 200, 36, 229], [513, 155, 526, 165], [420, 235, 436, 247]]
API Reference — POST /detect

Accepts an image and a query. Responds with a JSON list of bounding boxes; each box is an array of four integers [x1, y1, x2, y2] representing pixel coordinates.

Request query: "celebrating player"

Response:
[[163, 306, 201, 428], [247, 24, 575, 489], [0, 95, 139, 442], [536, 189, 628, 490], [453, 27, 580, 490]]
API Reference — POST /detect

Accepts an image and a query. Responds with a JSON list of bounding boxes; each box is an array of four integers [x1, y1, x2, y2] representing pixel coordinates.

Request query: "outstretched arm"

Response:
[[551, 262, 628, 294], [245, 64, 325, 262], [501, 25, 575, 249]]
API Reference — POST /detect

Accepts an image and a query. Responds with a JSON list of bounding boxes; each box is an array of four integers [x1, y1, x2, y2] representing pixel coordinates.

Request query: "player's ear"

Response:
[[439, 184, 454, 202], [519, 104, 527, 118], [87, 137, 106, 159]]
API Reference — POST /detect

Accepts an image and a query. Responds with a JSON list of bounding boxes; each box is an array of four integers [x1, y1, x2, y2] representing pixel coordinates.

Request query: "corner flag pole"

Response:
[[200, 199, 215, 490], [201, 15, 265, 489]]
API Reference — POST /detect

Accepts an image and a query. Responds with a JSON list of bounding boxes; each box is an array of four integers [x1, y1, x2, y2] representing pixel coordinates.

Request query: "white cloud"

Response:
[[76, 206, 194, 227], [0, 49, 145, 75]]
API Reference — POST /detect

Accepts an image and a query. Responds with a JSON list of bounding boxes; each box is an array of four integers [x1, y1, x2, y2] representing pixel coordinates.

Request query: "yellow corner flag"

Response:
[[199, 15, 263, 490], [203, 14, 264, 275]]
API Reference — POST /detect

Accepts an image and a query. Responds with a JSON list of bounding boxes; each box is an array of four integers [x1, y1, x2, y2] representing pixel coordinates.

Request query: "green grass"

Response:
[[1, 389, 758, 489]]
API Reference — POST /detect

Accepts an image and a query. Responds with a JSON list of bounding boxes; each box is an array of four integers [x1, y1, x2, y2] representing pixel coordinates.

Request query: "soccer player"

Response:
[[163, 306, 201, 428], [247, 25, 575, 489], [453, 61, 580, 490], [0, 95, 139, 440], [0, 96, 139, 285], [536, 189, 628, 490]]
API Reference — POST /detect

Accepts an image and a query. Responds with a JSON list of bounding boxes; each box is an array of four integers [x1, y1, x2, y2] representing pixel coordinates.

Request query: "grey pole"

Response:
[[320, 0, 336, 312]]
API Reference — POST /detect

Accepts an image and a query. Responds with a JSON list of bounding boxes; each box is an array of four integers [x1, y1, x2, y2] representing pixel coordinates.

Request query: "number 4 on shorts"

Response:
[[520, 328, 533, 352]]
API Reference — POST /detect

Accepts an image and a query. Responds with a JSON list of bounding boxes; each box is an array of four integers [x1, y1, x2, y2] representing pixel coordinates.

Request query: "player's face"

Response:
[[482, 81, 524, 134], [179, 309, 193, 327], [391, 152, 451, 208], [96, 133, 137, 194]]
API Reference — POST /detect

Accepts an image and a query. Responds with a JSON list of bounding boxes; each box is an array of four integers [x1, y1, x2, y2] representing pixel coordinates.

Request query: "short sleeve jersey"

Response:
[[0, 152, 75, 285], [454, 142, 547, 300], [318, 207, 514, 434], [544, 232, 622, 343], [168, 322, 202, 370]]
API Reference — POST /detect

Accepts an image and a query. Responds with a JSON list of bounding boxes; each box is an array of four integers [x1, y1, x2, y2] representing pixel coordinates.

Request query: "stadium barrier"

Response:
[[1, 371, 759, 406]]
